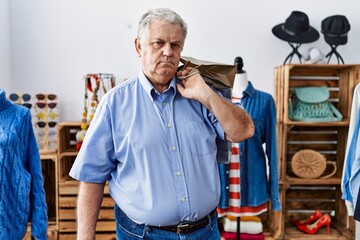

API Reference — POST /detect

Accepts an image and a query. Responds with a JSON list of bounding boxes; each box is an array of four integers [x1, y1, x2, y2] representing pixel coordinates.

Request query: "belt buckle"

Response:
[[176, 223, 190, 234]]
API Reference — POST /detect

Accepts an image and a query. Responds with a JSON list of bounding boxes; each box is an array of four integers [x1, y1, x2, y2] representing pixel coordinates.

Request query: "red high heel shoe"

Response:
[[296, 213, 331, 234], [290, 209, 322, 226]]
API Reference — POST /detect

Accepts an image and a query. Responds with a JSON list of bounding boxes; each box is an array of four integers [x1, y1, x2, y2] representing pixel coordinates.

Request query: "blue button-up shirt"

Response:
[[218, 82, 281, 211], [70, 70, 225, 226], [342, 108, 360, 207]]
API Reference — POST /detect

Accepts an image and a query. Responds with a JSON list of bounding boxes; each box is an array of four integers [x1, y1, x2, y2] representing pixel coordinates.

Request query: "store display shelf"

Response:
[[283, 120, 350, 127], [274, 64, 359, 239], [283, 223, 351, 240], [285, 177, 342, 186]]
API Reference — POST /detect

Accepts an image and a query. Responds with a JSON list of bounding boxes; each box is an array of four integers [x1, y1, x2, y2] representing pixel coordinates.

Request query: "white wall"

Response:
[[0, 0, 11, 91], [6, 0, 360, 122]]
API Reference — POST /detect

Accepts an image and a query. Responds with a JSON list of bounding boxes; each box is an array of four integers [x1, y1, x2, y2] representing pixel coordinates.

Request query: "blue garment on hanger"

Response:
[[218, 82, 281, 211], [342, 109, 360, 205]]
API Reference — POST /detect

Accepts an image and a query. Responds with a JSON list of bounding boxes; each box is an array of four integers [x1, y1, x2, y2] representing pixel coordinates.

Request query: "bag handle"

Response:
[[320, 161, 337, 179], [328, 102, 343, 121]]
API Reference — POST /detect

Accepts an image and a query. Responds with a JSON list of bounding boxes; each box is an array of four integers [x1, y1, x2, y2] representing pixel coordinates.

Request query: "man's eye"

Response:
[[153, 42, 164, 48], [171, 43, 181, 50]]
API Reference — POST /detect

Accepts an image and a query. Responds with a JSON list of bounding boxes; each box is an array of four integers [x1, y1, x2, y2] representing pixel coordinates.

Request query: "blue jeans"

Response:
[[114, 205, 220, 240]]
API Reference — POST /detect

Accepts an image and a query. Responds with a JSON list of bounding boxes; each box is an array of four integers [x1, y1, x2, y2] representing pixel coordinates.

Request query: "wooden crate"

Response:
[[275, 64, 360, 124], [58, 232, 116, 240], [41, 153, 59, 227], [57, 122, 117, 239], [24, 153, 59, 239], [58, 122, 81, 182], [274, 64, 360, 240], [259, 208, 284, 239], [58, 181, 116, 239], [58, 122, 81, 154], [23, 225, 58, 240]]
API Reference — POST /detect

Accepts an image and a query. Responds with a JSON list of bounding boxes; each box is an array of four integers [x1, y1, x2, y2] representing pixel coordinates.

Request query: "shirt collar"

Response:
[[138, 69, 177, 102], [242, 81, 256, 97]]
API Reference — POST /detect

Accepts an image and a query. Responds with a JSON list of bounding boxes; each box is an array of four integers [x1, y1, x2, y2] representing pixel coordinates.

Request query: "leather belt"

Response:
[[150, 209, 217, 234]]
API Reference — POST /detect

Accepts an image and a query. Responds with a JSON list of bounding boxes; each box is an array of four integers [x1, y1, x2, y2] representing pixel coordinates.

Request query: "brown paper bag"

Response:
[[178, 56, 236, 89]]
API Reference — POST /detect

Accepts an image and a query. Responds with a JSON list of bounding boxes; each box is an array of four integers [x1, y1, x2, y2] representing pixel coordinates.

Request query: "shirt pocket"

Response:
[[186, 121, 216, 156]]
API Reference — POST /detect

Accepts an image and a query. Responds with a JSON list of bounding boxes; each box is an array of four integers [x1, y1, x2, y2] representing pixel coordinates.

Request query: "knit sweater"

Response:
[[0, 89, 48, 240]]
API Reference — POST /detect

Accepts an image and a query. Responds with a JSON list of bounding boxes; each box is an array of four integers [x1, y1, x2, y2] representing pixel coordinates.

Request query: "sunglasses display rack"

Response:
[[33, 93, 59, 154], [7, 92, 59, 153]]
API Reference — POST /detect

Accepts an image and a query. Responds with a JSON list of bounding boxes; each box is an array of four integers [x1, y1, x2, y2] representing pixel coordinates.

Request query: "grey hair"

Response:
[[137, 8, 188, 41]]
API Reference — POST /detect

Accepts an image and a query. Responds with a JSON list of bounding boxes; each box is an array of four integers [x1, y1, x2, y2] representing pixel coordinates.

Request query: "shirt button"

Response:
[[163, 102, 167, 106], [180, 197, 185, 202], [176, 171, 181, 176], [167, 123, 172, 128], [171, 146, 176, 151]]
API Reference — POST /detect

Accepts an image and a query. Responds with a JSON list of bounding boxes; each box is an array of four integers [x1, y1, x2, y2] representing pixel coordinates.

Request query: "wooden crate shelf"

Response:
[[41, 153, 59, 226], [58, 122, 82, 154], [274, 64, 360, 240], [57, 122, 116, 239], [283, 223, 350, 240], [275, 64, 360, 125], [23, 225, 58, 240], [59, 233, 116, 240], [24, 153, 59, 239]]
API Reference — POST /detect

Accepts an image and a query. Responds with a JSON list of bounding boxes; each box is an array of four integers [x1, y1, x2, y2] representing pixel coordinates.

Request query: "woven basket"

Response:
[[291, 149, 337, 179]]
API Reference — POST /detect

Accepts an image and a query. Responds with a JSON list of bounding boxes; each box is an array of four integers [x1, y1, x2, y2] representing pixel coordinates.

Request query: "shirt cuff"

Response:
[[345, 200, 354, 216]]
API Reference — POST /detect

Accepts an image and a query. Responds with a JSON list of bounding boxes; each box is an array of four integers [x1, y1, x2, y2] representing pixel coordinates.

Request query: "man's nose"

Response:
[[162, 43, 173, 56]]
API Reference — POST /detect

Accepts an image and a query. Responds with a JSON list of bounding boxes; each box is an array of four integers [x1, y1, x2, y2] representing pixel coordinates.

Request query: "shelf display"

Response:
[[274, 64, 360, 239], [33, 93, 59, 154]]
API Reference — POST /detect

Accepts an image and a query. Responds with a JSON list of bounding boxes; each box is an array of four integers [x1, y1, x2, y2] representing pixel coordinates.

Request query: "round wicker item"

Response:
[[291, 149, 336, 179]]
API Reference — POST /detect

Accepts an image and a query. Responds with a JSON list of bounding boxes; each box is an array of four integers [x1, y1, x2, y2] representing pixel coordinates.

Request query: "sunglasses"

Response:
[[9, 93, 31, 102], [8, 93, 32, 109], [35, 102, 57, 109], [36, 121, 57, 128], [36, 93, 57, 101], [36, 111, 58, 120], [37, 139, 58, 147], [37, 129, 57, 138]]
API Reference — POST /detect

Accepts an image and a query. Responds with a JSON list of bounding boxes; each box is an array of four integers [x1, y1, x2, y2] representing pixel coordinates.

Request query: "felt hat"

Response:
[[272, 11, 320, 43], [321, 15, 350, 45]]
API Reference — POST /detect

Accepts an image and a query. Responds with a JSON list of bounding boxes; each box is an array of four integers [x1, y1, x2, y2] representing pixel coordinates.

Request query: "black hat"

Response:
[[272, 11, 320, 44], [321, 15, 350, 45]]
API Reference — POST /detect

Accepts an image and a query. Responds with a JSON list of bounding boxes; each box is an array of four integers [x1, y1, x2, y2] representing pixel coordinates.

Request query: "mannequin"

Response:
[[0, 89, 48, 239], [217, 57, 281, 240], [232, 57, 249, 99]]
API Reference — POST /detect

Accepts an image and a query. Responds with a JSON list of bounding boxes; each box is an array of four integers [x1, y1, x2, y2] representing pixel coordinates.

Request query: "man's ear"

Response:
[[134, 38, 142, 57]]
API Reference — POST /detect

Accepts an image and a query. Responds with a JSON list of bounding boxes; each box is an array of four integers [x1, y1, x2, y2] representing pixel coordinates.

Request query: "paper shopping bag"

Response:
[[178, 56, 236, 89]]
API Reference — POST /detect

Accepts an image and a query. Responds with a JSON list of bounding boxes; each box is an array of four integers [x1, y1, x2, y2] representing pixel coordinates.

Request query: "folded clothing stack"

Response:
[[222, 216, 265, 240]]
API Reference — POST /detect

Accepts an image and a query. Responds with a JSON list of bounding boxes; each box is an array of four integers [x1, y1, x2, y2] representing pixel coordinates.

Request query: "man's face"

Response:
[[135, 19, 185, 92]]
